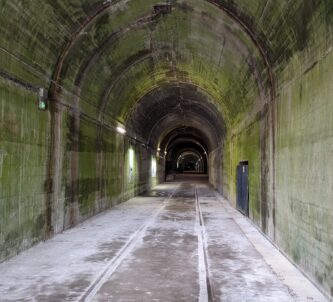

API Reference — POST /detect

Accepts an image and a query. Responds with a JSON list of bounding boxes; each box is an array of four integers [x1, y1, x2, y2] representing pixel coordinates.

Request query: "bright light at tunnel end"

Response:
[[116, 126, 126, 135]]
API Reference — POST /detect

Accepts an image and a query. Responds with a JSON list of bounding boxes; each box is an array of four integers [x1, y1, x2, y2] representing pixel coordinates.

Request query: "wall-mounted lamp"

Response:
[[38, 88, 47, 111], [116, 126, 126, 135], [151, 157, 157, 177], [157, 147, 161, 152]]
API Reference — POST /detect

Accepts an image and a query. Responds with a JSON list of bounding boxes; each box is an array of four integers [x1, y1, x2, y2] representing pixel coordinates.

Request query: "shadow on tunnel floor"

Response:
[[165, 173, 209, 183], [140, 174, 209, 197]]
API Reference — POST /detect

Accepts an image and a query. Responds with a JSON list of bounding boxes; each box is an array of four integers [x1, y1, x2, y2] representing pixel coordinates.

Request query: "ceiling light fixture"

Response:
[[116, 126, 126, 135]]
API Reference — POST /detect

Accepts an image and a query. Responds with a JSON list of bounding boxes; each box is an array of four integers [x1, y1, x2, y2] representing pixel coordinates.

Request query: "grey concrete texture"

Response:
[[0, 180, 327, 302], [0, 1, 332, 298]]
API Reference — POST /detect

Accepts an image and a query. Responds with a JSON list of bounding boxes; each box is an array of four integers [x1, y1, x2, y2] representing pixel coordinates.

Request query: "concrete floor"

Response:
[[0, 177, 328, 302]]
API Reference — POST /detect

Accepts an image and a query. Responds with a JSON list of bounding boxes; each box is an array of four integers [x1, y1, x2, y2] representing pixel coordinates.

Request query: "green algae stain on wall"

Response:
[[77, 117, 98, 217], [123, 144, 139, 201], [275, 49, 333, 295], [224, 120, 261, 225], [0, 79, 49, 261]]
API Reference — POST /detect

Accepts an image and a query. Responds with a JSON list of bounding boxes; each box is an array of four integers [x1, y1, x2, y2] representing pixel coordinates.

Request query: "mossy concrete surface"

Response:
[[0, 78, 155, 261], [0, 0, 332, 298]]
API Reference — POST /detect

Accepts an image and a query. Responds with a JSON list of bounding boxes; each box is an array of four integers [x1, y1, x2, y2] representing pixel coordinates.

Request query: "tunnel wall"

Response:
[[223, 121, 263, 225], [218, 38, 333, 299], [0, 77, 155, 261], [0, 79, 49, 260], [0, 0, 332, 298], [209, 148, 223, 194], [274, 49, 333, 297]]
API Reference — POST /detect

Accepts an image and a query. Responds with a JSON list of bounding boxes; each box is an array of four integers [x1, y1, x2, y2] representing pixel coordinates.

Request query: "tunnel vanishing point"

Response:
[[0, 0, 332, 301]]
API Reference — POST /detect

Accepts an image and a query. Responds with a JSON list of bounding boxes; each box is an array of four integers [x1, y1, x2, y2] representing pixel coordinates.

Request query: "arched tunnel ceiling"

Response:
[[1, 0, 332, 142], [160, 127, 209, 154], [54, 0, 267, 129], [125, 83, 225, 150], [58, 0, 269, 149]]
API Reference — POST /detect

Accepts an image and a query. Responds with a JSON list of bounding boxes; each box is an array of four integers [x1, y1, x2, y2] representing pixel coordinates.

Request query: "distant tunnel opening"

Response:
[[161, 127, 209, 177], [125, 84, 226, 184]]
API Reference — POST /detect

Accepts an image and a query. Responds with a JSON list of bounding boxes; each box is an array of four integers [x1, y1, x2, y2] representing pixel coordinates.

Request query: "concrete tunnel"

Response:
[[0, 0, 332, 301]]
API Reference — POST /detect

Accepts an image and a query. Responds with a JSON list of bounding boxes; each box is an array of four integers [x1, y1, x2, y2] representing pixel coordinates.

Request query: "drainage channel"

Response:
[[77, 187, 178, 302], [195, 186, 214, 302]]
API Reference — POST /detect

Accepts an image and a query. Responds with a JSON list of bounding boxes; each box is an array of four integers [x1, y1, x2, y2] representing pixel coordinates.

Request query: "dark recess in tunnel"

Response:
[[162, 127, 209, 175], [125, 83, 226, 179]]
